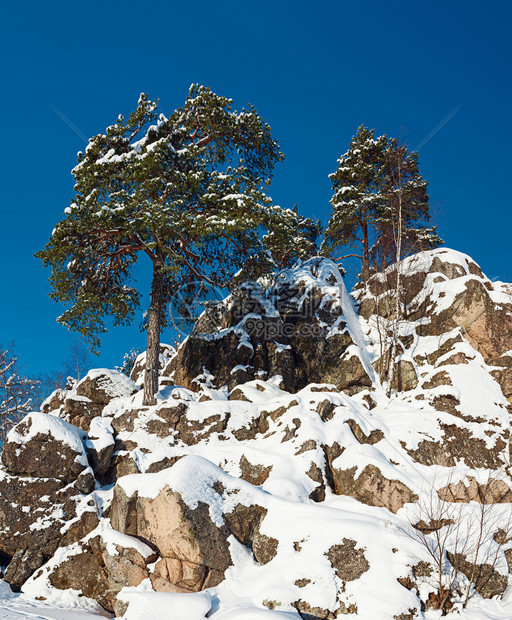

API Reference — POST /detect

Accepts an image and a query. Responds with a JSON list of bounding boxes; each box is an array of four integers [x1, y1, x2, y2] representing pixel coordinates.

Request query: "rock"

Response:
[[1, 413, 91, 486], [447, 551, 508, 599], [252, 530, 279, 565], [151, 558, 206, 592], [48, 544, 113, 611], [346, 419, 384, 445], [404, 424, 506, 470], [146, 456, 181, 474], [62, 395, 105, 430], [110, 482, 232, 589], [330, 464, 417, 513], [130, 344, 175, 384], [76, 369, 137, 405], [41, 389, 66, 413], [437, 477, 512, 503], [393, 360, 418, 392], [306, 462, 326, 502], [316, 399, 337, 421], [239, 455, 273, 486], [163, 262, 373, 395], [326, 538, 369, 581], [107, 452, 140, 482], [223, 503, 267, 547], [100, 539, 150, 600], [293, 600, 344, 619], [85, 417, 116, 478], [422, 371, 452, 390], [490, 354, 512, 402], [356, 249, 512, 371], [0, 469, 96, 589], [39, 526, 155, 614], [111, 408, 148, 433], [4, 548, 48, 592], [60, 510, 100, 547]]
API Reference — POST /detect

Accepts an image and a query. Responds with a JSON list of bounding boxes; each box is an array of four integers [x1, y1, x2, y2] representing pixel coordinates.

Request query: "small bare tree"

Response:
[[404, 479, 512, 614], [64, 341, 92, 382], [0, 345, 39, 444]]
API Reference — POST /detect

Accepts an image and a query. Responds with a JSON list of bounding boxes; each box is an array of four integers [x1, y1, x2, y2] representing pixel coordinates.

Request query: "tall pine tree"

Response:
[[372, 139, 442, 273], [322, 125, 442, 279], [37, 85, 314, 405], [322, 125, 388, 280]]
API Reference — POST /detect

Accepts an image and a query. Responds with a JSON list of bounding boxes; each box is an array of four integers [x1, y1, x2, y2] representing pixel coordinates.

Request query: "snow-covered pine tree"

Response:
[[322, 125, 442, 280], [371, 139, 443, 274], [36, 85, 310, 406], [322, 125, 388, 280], [262, 205, 321, 270]]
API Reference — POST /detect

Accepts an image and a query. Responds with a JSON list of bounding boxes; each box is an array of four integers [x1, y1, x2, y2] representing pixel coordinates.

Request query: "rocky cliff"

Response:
[[1, 249, 512, 619]]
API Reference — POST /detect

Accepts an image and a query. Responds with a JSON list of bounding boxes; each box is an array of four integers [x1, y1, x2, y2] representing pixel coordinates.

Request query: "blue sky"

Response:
[[1, 0, 511, 377]]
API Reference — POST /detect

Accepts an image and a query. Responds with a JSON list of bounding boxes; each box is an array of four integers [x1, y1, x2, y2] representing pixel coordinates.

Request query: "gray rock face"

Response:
[[0, 471, 95, 590], [76, 369, 138, 405], [1, 413, 91, 487], [165, 262, 372, 395]]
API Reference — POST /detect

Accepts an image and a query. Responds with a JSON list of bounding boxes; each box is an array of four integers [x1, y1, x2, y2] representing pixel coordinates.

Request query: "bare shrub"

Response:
[[403, 478, 512, 614]]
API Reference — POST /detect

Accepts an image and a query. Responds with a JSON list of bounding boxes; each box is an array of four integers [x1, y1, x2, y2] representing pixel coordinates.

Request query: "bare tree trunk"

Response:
[[362, 208, 369, 280], [143, 261, 164, 406], [386, 152, 403, 397]]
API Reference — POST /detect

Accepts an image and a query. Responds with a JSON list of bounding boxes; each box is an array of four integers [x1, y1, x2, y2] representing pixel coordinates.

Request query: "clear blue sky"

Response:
[[1, 0, 511, 377]]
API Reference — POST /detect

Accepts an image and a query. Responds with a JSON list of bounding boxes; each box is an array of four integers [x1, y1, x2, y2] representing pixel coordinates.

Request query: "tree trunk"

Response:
[[143, 261, 164, 406], [362, 208, 369, 280], [386, 154, 403, 397]]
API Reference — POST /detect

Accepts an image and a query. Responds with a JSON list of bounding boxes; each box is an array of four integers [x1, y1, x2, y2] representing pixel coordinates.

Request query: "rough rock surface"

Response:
[[2, 249, 512, 618], [164, 260, 372, 395], [1, 413, 93, 490]]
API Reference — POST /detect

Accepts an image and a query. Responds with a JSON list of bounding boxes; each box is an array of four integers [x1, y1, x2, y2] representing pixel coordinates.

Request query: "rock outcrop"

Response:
[[2, 249, 512, 618], [164, 260, 373, 395]]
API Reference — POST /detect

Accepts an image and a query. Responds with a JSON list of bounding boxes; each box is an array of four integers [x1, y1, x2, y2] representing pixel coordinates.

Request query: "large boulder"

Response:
[[110, 483, 232, 591], [28, 523, 156, 615], [164, 260, 372, 395], [356, 248, 512, 365], [76, 369, 138, 405], [1, 412, 93, 490], [0, 469, 97, 590], [329, 463, 417, 514]]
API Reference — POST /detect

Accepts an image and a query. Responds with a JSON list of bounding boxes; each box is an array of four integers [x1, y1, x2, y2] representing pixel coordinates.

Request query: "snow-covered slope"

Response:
[[2, 250, 512, 619]]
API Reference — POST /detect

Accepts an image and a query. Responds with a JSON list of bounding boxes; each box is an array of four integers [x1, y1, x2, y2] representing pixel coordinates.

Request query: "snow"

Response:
[[6, 412, 89, 468], [0, 580, 110, 618], [3, 251, 512, 618], [85, 417, 115, 454], [78, 369, 137, 400], [119, 588, 212, 619], [212, 610, 301, 619], [92, 519, 155, 559]]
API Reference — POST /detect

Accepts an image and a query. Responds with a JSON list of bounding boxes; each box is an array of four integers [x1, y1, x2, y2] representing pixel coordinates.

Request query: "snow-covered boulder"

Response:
[[164, 259, 374, 395], [26, 521, 157, 615], [4, 250, 512, 617], [356, 248, 512, 392], [1, 412, 93, 490], [76, 368, 138, 404]]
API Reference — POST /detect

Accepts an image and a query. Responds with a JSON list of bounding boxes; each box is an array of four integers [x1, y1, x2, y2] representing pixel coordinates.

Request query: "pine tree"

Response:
[[322, 125, 388, 280], [263, 205, 321, 270], [322, 126, 442, 279], [372, 139, 442, 273], [36, 85, 307, 405]]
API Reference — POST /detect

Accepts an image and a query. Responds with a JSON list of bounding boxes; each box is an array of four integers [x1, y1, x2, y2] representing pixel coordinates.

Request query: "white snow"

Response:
[[119, 588, 212, 619]]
